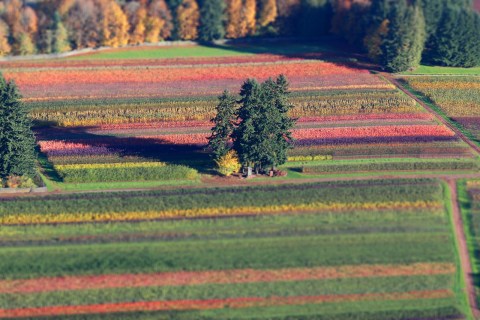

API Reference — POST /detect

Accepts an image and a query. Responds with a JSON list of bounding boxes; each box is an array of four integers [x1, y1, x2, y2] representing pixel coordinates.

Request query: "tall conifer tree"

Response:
[[199, 0, 225, 41], [0, 73, 36, 179], [379, 0, 426, 72]]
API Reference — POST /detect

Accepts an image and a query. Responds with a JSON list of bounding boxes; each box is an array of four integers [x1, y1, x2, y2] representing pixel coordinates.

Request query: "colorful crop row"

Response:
[[27, 90, 416, 127], [402, 76, 480, 144], [54, 162, 197, 183], [0, 178, 464, 318]]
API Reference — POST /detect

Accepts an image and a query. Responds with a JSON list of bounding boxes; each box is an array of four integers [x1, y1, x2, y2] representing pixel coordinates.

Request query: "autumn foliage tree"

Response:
[[176, 0, 200, 40], [0, 20, 11, 56], [147, 0, 173, 42], [98, 0, 129, 47], [225, 0, 243, 38], [258, 0, 278, 27]]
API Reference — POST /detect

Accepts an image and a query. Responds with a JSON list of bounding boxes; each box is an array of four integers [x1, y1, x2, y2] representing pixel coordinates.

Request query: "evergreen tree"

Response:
[[207, 90, 237, 161], [51, 12, 71, 53], [0, 74, 36, 179], [232, 78, 262, 169], [257, 75, 295, 169], [420, 0, 474, 62], [232, 75, 295, 172], [428, 7, 480, 67], [199, 0, 225, 41], [297, 0, 332, 38], [379, 1, 426, 72]]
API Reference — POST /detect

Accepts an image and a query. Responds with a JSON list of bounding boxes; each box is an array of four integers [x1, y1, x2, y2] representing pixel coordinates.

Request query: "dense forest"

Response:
[[0, 0, 479, 71]]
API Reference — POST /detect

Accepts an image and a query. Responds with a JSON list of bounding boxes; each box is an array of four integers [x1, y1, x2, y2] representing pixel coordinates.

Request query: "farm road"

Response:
[[447, 179, 480, 319]]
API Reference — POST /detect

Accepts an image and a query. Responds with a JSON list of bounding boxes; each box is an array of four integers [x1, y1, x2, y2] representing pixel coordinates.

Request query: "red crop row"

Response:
[[0, 290, 452, 318], [0, 263, 454, 294]]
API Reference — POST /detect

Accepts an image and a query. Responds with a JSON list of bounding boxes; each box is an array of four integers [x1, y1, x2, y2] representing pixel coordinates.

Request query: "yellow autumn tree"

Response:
[[257, 0, 277, 27], [146, 0, 173, 42], [124, 1, 147, 44], [98, 0, 129, 47], [216, 150, 241, 176], [176, 0, 200, 40], [0, 19, 11, 56], [225, 0, 242, 38], [242, 0, 256, 36]]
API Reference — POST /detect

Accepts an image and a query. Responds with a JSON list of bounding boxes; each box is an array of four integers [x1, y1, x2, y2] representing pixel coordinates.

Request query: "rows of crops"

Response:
[[402, 76, 480, 144], [1, 52, 475, 187], [0, 179, 468, 319]]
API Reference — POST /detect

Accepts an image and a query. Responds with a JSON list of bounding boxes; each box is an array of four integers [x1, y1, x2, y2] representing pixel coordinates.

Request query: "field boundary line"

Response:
[[381, 73, 480, 156], [446, 179, 480, 319]]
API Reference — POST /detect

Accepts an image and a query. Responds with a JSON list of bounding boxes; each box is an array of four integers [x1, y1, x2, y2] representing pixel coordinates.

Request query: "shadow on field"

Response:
[[35, 126, 215, 180], [199, 38, 381, 72]]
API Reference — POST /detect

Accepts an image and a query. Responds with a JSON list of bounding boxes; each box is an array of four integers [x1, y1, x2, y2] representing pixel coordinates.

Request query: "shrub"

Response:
[[215, 150, 241, 176], [5, 175, 37, 189]]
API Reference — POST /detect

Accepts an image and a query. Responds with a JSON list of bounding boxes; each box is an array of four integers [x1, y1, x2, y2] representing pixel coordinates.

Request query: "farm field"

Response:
[[401, 76, 480, 146], [0, 179, 471, 319], [1, 42, 480, 319], [2, 44, 477, 191]]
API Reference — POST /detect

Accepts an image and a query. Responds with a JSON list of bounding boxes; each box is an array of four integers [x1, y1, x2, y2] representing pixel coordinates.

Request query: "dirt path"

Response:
[[382, 73, 480, 156], [447, 179, 480, 319]]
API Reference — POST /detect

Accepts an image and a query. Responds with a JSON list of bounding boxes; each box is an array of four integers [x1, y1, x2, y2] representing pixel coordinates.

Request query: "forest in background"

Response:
[[0, 0, 479, 71]]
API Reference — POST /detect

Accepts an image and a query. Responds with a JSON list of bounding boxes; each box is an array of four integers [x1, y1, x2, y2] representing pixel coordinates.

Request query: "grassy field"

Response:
[[66, 42, 337, 60], [403, 65, 480, 75]]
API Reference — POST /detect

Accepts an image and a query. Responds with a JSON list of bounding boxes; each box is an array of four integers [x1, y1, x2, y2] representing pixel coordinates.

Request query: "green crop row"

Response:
[[0, 208, 447, 246], [55, 163, 198, 183], [0, 232, 453, 279], [0, 180, 443, 216], [301, 160, 479, 174]]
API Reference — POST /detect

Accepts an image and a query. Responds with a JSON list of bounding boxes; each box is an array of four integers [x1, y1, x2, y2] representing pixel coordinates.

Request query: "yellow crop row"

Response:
[[288, 155, 333, 162], [1, 201, 443, 225], [55, 162, 167, 170]]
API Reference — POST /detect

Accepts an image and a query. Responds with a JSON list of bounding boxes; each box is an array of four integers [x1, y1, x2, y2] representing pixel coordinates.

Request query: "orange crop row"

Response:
[[0, 263, 454, 294], [0, 290, 452, 318], [6, 61, 364, 86]]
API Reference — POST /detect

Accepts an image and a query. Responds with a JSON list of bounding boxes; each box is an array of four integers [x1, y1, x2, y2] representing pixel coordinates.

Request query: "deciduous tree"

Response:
[[98, 0, 130, 47], [258, 0, 278, 27], [0, 20, 10, 56], [176, 0, 200, 40], [225, 0, 243, 38]]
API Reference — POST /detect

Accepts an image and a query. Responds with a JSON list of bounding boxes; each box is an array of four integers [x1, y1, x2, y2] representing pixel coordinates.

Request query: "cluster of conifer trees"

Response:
[[335, 0, 480, 71], [0, 0, 478, 71], [208, 75, 295, 174]]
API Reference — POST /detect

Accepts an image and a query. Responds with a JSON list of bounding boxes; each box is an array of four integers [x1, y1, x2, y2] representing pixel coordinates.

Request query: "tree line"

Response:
[[0, 0, 478, 71]]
